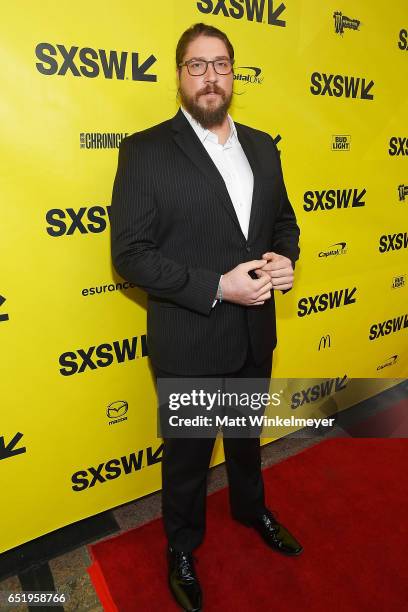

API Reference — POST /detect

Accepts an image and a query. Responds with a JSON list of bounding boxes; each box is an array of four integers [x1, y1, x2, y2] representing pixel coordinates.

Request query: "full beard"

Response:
[[179, 84, 233, 129]]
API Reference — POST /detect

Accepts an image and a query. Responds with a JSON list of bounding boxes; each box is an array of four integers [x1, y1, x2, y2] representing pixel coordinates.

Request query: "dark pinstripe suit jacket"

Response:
[[110, 107, 300, 375]]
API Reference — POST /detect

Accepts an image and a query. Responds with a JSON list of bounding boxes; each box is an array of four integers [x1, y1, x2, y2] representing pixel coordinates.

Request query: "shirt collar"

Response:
[[180, 105, 237, 147]]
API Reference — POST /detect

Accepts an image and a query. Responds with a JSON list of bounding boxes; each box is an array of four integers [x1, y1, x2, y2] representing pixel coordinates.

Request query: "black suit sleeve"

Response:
[[110, 136, 220, 315], [268, 136, 301, 293]]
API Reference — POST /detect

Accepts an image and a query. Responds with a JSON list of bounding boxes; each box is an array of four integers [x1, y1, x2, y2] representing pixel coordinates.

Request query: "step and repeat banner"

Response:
[[1, 1, 407, 553]]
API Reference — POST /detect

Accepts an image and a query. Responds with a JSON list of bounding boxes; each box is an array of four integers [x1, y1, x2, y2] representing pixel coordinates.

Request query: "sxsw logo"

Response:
[[0, 432, 26, 462], [0, 295, 9, 322], [80, 133, 128, 149], [107, 400, 128, 425], [398, 29, 408, 50], [369, 314, 408, 340], [318, 335, 331, 350], [59, 334, 148, 376], [234, 66, 263, 85], [332, 135, 351, 151], [298, 287, 357, 317], [392, 275, 405, 289], [377, 355, 398, 371], [389, 137, 408, 156], [378, 232, 408, 253], [398, 185, 408, 201], [71, 444, 163, 491], [303, 188, 365, 212], [196, 0, 286, 26], [310, 72, 374, 100], [35, 43, 157, 81], [318, 242, 347, 258], [46, 205, 111, 237], [291, 376, 348, 409], [333, 11, 361, 35]]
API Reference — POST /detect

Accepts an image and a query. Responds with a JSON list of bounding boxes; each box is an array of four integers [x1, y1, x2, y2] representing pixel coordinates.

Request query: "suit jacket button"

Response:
[[246, 246, 251, 252]]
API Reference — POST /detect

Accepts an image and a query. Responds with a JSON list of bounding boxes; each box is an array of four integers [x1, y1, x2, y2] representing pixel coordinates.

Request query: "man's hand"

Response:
[[254, 252, 294, 292], [221, 260, 272, 306]]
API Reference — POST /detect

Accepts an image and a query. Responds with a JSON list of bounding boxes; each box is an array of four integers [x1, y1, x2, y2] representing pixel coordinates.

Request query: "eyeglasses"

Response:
[[178, 58, 234, 76]]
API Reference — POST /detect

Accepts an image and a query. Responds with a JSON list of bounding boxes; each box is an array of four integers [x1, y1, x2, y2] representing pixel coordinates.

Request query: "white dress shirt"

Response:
[[180, 105, 254, 240], [180, 106, 254, 306]]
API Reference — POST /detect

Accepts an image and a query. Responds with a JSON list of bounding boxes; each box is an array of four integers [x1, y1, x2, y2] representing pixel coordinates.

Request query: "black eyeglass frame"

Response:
[[178, 58, 235, 76]]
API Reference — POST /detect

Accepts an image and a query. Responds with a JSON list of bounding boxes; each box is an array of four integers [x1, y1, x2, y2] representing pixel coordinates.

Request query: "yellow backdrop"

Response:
[[1, 0, 407, 553]]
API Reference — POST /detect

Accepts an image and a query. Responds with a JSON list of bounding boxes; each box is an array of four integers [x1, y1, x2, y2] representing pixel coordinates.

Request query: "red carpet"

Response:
[[87, 439, 408, 611]]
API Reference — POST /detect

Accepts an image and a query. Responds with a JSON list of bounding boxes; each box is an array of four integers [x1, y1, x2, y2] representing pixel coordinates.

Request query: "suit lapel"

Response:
[[235, 123, 263, 243], [170, 108, 262, 243]]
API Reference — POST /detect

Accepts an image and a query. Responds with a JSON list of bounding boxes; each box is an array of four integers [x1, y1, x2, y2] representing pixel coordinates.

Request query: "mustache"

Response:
[[197, 85, 225, 96]]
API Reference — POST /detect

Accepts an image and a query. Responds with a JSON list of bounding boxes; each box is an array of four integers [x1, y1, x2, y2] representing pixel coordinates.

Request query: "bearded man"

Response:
[[111, 22, 302, 612]]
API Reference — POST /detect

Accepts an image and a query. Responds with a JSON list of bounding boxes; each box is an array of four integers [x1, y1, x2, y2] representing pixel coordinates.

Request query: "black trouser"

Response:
[[152, 342, 273, 552]]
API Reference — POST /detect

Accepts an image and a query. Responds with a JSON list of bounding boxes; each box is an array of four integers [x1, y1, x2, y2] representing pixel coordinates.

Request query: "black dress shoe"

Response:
[[167, 546, 202, 611], [237, 509, 303, 556]]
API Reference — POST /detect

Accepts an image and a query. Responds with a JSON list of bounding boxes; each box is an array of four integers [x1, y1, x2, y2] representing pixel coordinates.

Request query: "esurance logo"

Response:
[[333, 11, 361, 35], [298, 287, 357, 317], [35, 43, 157, 81], [389, 137, 408, 156], [310, 72, 374, 100], [46, 205, 110, 237], [318, 242, 347, 258], [59, 334, 148, 376], [378, 232, 408, 253], [369, 314, 408, 340], [196, 0, 286, 26], [303, 188, 365, 212]]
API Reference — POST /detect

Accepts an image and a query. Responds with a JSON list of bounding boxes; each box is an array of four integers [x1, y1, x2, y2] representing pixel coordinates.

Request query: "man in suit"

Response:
[[111, 22, 302, 612]]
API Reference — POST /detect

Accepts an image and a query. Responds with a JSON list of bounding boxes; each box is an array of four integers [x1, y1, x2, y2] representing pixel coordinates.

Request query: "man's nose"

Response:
[[204, 62, 218, 82]]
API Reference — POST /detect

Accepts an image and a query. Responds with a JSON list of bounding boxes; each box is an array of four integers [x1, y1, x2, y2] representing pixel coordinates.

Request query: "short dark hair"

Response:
[[176, 22, 234, 70]]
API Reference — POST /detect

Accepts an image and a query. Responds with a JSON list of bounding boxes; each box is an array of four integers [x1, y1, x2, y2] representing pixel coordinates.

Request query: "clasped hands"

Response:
[[220, 252, 294, 306]]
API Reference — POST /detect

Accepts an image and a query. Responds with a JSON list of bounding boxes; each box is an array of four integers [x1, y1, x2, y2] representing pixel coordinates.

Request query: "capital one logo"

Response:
[[377, 355, 398, 371], [234, 66, 264, 85], [35, 43, 157, 82], [196, 0, 286, 26]]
